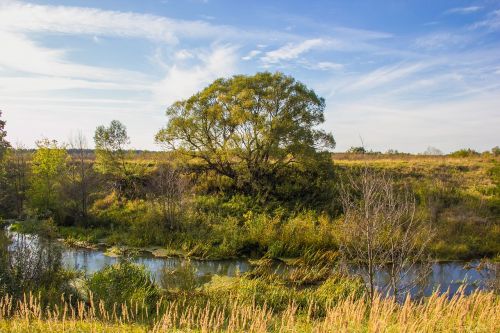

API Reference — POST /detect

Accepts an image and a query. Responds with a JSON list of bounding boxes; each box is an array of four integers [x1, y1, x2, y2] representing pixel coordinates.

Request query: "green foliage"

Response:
[[88, 261, 160, 311], [156, 72, 335, 197], [313, 274, 365, 305], [449, 148, 480, 157], [28, 139, 69, 220], [94, 120, 147, 199], [0, 228, 78, 303], [0, 110, 10, 161], [492, 146, 500, 157], [203, 273, 364, 312], [94, 120, 130, 177], [347, 146, 366, 154]]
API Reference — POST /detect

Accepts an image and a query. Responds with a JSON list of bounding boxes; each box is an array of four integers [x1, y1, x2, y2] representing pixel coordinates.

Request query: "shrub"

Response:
[[203, 275, 308, 311], [449, 148, 480, 158], [314, 274, 365, 305], [88, 261, 160, 311]]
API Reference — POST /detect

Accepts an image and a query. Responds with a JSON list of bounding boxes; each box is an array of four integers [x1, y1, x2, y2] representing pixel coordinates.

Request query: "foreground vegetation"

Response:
[[0, 289, 498, 332]]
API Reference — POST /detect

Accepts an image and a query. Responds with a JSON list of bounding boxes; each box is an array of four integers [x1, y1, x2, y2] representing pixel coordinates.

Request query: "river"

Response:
[[6, 230, 498, 297]]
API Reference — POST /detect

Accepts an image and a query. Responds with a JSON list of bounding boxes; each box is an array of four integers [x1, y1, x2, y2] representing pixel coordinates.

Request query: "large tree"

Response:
[[155, 72, 335, 194]]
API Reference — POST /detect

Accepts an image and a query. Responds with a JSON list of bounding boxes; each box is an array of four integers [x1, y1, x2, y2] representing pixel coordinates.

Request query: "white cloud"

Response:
[[242, 50, 261, 60], [314, 61, 343, 71], [414, 32, 469, 50], [471, 10, 500, 31], [0, 31, 148, 83], [152, 45, 239, 107], [174, 49, 195, 60], [446, 6, 482, 14], [261, 38, 325, 64], [339, 62, 430, 93], [327, 91, 500, 153], [0, 1, 295, 44]]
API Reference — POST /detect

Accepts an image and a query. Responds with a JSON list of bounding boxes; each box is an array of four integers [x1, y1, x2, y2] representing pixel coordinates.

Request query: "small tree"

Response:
[[347, 146, 366, 154], [338, 167, 433, 301], [0, 110, 10, 161], [0, 111, 11, 215], [147, 160, 189, 230], [66, 132, 97, 223], [28, 139, 68, 219], [423, 146, 443, 156], [94, 120, 144, 198], [94, 120, 131, 177], [492, 146, 500, 157], [5, 143, 30, 218]]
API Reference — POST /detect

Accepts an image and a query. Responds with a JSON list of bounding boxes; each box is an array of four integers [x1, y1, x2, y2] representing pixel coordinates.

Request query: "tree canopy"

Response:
[[156, 72, 335, 193]]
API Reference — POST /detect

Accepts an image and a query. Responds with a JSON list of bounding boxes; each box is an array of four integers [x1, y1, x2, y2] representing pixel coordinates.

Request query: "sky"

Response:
[[0, 0, 499, 153]]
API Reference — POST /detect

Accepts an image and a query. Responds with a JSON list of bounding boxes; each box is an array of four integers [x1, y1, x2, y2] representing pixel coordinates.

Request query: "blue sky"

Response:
[[1, 0, 499, 152]]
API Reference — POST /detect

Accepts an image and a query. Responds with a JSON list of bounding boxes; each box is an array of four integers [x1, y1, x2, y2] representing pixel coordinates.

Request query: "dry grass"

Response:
[[0, 290, 498, 332]]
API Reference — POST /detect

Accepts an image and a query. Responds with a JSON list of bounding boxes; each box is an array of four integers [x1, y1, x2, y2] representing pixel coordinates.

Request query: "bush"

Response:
[[314, 274, 365, 305], [203, 275, 307, 311], [449, 149, 480, 158], [0, 228, 78, 303], [88, 261, 160, 311]]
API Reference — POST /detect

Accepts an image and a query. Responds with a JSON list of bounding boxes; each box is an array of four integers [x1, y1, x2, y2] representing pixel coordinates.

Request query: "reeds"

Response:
[[0, 289, 498, 332]]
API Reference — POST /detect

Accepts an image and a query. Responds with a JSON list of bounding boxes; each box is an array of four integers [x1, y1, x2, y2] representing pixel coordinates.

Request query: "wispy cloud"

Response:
[[0, 31, 149, 83], [0, 1, 296, 44], [414, 32, 470, 50], [242, 50, 261, 61], [152, 45, 239, 107], [471, 10, 500, 31], [338, 62, 431, 93], [261, 38, 325, 64], [446, 6, 482, 15], [1, 0, 498, 152]]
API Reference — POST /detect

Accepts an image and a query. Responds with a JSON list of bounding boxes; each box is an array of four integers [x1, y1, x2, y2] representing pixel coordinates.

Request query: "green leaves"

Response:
[[156, 72, 335, 195], [29, 139, 69, 216], [94, 120, 131, 177], [0, 111, 10, 161]]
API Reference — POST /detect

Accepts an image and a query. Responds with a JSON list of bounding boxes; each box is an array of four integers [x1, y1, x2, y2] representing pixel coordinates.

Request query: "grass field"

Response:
[[333, 154, 500, 259]]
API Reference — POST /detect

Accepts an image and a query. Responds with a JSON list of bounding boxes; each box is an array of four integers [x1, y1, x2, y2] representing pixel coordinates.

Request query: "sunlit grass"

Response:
[[0, 290, 498, 332]]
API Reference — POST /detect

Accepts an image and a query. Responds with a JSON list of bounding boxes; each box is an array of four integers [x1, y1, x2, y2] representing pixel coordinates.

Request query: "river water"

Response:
[[6, 230, 498, 297]]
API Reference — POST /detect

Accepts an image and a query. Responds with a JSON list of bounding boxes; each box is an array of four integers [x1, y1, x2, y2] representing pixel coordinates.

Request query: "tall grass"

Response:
[[0, 289, 498, 332]]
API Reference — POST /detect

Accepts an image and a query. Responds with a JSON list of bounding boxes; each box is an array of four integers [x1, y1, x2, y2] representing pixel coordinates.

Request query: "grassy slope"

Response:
[[334, 154, 500, 259]]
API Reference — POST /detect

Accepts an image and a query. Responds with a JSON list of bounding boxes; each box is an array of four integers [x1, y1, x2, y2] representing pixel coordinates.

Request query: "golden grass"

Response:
[[0, 290, 498, 332]]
